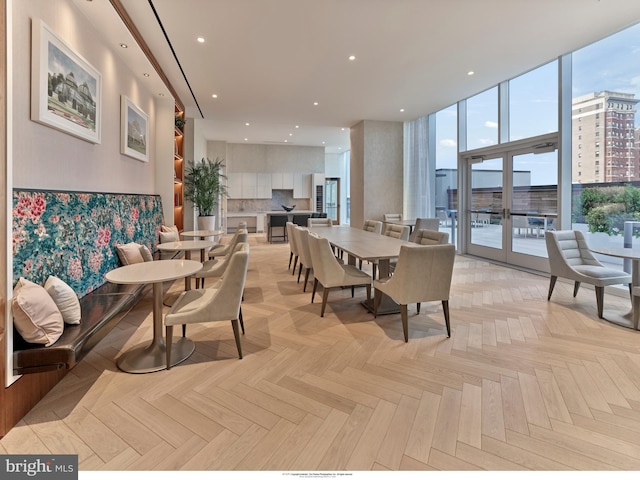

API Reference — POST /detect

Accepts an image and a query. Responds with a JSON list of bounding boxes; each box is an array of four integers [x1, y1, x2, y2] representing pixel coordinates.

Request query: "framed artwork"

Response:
[[31, 18, 102, 144], [121, 96, 149, 162]]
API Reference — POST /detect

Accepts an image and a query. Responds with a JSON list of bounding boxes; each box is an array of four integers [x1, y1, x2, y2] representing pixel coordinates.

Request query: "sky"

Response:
[[432, 21, 640, 187]]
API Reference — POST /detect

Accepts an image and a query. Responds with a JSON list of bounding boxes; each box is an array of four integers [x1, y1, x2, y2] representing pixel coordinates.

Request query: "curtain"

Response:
[[403, 116, 432, 219]]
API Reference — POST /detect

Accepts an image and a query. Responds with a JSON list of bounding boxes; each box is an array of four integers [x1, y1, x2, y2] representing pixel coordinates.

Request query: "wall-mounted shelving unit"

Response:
[[174, 106, 185, 231]]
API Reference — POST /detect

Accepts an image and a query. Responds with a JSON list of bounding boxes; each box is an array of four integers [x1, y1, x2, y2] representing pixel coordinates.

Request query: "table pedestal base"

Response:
[[362, 295, 400, 315], [117, 337, 195, 373]]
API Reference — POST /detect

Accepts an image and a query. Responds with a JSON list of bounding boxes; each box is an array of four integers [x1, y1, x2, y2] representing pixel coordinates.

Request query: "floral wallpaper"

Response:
[[13, 190, 164, 298]]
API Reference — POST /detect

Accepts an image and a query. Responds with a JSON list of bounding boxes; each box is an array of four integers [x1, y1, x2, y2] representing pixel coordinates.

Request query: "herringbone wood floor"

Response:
[[2, 234, 640, 472]]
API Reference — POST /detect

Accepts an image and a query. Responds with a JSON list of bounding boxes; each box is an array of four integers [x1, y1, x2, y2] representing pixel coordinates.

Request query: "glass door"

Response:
[[465, 140, 558, 270], [325, 178, 340, 224]]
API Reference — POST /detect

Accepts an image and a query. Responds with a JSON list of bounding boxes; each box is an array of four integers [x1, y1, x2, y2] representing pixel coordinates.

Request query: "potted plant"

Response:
[[183, 157, 227, 230]]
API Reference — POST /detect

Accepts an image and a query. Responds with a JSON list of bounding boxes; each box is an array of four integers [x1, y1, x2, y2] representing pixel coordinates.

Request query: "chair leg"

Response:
[[365, 284, 371, 304], [239, 307, 245, 334], [629, 283, 633, 302], [165, 325, 174, 370], [547, 276, 557, 300], [182, 324, 186, 337], [417, 302, 421, 313], [312, 278, 318, 303], [289, 251, 293, 269], [400, 304, 409, 342], [373, 288, 380, 317], [372, 264, 377, 281], [359, 259, 363, 270], [442, 300, 451, 337], [292, 256, 298, 275], [595, 286, 604, 319], [573, 281, 581, 297], [321, 287, 330, 317], [303, 268, 311, 292], [297, 263, 303, 283], [633, 293, 640, 330], [351, 286, 355, 297], [231, 319, 243, 359]]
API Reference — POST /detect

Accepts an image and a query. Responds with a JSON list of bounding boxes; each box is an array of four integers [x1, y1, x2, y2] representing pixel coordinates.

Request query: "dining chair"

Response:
[[195, 241, 249, 289], [307, 233, 372, 317], [412, 229, 449, 245], [208, 228, 248, 259], [164, 246, 249, 369], [293, 226, 314, 291], [383, 213, 402, 222], [374, 244, 455, 341], [545, 230, 631, 318], [383, 223, 410, 241], [268, 214, 288, 242], [409, 218, 439, 242], [363, 219, 383, 234], [286, 222, 300, 272], [308, 217, 333, 227]]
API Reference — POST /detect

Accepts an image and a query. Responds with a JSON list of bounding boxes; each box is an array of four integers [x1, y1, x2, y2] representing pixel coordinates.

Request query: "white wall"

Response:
[[324, 152, 349, 225], [225, 143, 324, 173], [12, 0, 173, 197]]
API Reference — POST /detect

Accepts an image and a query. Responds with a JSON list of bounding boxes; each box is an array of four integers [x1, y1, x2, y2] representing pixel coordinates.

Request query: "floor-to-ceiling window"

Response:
[[434, 105, 457, 243], [571, 23, 640, 272]]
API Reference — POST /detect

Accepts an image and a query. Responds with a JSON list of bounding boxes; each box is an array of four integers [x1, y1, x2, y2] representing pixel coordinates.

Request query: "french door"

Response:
[[325, 178, 340, 224], [464, 138, 558, 270]]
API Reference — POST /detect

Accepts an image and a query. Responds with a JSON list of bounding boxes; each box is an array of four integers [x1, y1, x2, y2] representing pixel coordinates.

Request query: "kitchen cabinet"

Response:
[[227, 173, 242, 199], [272, 173, 294, 190], [293, 173, 311, 199], [257, 173, 272, 199]]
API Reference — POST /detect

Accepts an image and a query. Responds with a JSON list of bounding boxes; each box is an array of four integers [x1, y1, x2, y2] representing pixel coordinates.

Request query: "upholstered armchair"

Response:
[[409, 218, 440, 242], [286, 222, 300, 272], [164, 246, 250, 369], [413, 229, 449, 245], [383, 213, 402, 222], [374, 244, 455, 341], [208, 228, 248, 259], [363, 220, 383, 234], [308, 217, 333, 227], [292, 226, 314, 291], [545, 230, 631, 318]]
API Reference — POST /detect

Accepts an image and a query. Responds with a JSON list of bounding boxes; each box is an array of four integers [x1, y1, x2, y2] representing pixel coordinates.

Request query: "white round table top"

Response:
[[181, 229, 222, 237], [105, 259, 202, 285], [590, 246, 640, 261], [156, 240, 216, 252]]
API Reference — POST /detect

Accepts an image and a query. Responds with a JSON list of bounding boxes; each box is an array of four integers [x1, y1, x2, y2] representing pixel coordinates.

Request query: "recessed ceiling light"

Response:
[[322, 141, 326, 145], [400, 108, 405, 112], [295, 125, 300, 129], [119, 43, 128, 48], [143, 73, 150, 77], [197, 37, 205, 43], [289, 133, 293, 136], [284, 140, 288, 143], [211, 94, 218, 98], [245, 122, 250, 126], [468, 70, 475, 76], [348, 55, 356, 61], [244, 138, 248, 141], [313, 102, 319, 106]]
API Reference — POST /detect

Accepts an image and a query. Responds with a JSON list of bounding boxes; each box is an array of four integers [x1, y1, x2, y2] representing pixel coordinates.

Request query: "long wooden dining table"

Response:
[[308, 225, 413, 313]]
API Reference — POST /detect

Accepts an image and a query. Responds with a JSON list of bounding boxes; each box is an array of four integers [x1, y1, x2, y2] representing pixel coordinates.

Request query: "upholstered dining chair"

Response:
[[286, 222, 300, 272], [545, 230, 631, 318], [409, 218, 440, 242], [363, 219, 383, 234], [195, 241, 249, 289], [374, 244, 455, 342], [308, 217, 333, 227], [413, 229, 449, 245], [292, 226, 315, 291], [383, 213, 402, 222], [164, 246, 249, 369], [208, 228, 248, 259], [307, 233, 372, 317], [383, 223, 410, 241]]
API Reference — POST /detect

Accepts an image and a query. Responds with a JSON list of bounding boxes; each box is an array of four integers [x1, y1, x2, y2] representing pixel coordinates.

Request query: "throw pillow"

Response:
[[44, 276, 81, 325], [161, 225, 179, 234], [159, 230, 179, 243], [12, 277, 64, 346], [139, 244, 153, 262], [116, 242, 145, 265]]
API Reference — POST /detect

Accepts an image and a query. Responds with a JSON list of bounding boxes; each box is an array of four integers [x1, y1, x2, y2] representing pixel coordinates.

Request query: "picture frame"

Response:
[[121, 96, 149, 162], [31, 18, 102, 144]]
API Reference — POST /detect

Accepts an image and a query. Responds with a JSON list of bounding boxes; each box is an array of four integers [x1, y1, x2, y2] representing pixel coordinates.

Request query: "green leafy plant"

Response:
[[578, 184, 640, 236], [183, 157, 227, 217]]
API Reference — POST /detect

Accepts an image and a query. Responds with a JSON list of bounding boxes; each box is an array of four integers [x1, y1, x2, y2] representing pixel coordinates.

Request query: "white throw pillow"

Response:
[[161, 224, 179, 234], [12, 277, 64, 346], [159, 230, 179, 243], [139, 244, 154, 262], [116, 242, 145, 265], [44, 276, 81, 325]]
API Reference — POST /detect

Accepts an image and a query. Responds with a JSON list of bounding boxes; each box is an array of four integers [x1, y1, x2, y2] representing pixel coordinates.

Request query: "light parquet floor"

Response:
[[3, 234, 640, 472]]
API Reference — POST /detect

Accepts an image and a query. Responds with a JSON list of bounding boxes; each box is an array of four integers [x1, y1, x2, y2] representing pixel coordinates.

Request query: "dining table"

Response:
[[105, 259, 203, 373], [589, 245, 640, 330], [308, 225, 413, 313], [180, 229, 222, 241]]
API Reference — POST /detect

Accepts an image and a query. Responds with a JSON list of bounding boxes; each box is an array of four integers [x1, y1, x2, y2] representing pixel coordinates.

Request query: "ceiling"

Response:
[[73, 0, 640, 154]]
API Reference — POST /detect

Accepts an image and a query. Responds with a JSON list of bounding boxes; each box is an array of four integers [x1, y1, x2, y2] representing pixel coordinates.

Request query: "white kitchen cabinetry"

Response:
[[256, 173, 272, 199], [272, 173, 294, 190], [227, 173, 242, 199], [293, 173, 311, 199], [241, 173, 257, 199]]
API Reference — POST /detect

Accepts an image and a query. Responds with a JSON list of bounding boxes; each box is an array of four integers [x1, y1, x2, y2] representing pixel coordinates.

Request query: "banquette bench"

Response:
[[11, 189, 169, 375]]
